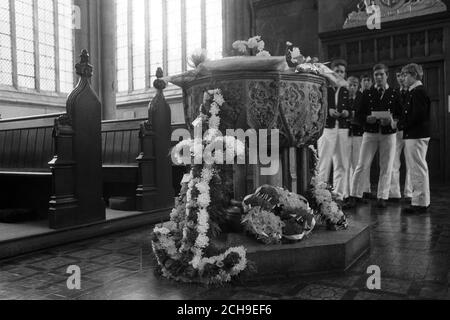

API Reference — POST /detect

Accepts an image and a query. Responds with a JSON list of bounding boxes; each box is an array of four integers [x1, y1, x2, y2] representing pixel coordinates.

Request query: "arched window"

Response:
[[115, 0, 223, 93], [0, 0, 74, 93]]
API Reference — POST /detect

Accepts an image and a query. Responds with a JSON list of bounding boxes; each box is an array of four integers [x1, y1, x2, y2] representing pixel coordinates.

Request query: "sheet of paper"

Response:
[[371, 111, 391, 120]]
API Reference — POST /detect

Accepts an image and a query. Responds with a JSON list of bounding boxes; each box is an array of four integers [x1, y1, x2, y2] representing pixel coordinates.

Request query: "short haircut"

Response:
[[373, 63, 389, 73], [402, 63, 424, 80], [331, 59, 348, 70], [361, 74, 371, 80], [348, 76, 360, 86]]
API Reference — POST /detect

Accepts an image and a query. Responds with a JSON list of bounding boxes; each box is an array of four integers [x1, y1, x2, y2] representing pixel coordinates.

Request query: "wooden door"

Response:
[[422, 62, 445, 183]]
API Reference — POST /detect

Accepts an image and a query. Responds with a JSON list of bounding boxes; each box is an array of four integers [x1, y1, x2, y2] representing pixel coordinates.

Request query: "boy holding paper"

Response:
[[347, 63, 403, 208], [317, 59, 351, 201], [399, 63, 431, 214]]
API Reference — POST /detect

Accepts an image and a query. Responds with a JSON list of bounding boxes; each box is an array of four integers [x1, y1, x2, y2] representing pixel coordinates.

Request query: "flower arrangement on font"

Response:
[[232, 36, 271, 57], [152, 90, 248, 285], [285, 41, 349, 88], [188, 49, 209, 69]]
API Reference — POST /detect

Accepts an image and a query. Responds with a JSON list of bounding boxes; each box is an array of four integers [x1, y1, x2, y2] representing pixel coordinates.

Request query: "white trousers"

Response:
[[318, 127, 351, 200], [404, 138, 430, 207], [390, 131, 412, 199], [347, 136, 370, 196], [351, 132, 396, 200]]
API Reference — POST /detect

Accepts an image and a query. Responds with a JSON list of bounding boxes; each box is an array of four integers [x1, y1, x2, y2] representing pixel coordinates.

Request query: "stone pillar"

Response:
[[99, 0, 117, 120], [222, 0, 254, 56], [73, 0, 115, 119], [73, 0, 101, 96]]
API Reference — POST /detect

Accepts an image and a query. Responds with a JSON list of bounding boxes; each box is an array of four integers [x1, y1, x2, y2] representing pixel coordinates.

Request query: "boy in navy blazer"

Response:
[[317, 59, 351, 201], [348, 63, 403, 208], [399, 63, 431, 214]]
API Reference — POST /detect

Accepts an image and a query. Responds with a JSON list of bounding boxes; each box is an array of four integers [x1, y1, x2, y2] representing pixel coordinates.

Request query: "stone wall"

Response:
[[0, 91, 66, 119]]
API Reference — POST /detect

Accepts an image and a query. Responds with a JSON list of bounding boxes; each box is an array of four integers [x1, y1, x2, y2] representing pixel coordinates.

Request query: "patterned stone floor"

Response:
[[0, 185, 449, 300]]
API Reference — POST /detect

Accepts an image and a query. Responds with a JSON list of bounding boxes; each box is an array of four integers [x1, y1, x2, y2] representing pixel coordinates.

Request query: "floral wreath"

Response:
[[152, 90, 247, 285], [308, 145, 348, 230]]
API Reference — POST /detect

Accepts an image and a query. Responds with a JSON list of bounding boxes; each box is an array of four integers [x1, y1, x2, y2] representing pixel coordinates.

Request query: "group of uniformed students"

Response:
[[318, 60, 431, 214]]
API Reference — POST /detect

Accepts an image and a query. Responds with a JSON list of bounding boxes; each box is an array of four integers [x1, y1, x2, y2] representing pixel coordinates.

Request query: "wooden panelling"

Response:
[[394, 34, 408, 60], [411, 31, 426, 57], [0, 114, 61, 172], [101, 118, 145, 166], [361, 39, 374, 65], [377, 37, 391, 61], [429, 28, 444, 55], [346, 41, 359, 65], [323, 28, 444, 69]]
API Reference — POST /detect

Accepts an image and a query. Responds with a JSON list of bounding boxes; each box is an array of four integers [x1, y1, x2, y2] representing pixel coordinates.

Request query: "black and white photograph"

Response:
[[0, 0, 450, 305]]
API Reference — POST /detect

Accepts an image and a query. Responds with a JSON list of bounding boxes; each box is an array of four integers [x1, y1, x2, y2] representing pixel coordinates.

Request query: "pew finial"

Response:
[[75, 49, 93, 78], [153, 67, 167, 91]]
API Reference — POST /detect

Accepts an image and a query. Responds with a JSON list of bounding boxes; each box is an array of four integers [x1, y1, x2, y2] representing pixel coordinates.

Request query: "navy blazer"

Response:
[[356, 86, 403, 135], [349, 91, 364, 137], [399, 85, 431, 139], [325, 86, 351, 129]]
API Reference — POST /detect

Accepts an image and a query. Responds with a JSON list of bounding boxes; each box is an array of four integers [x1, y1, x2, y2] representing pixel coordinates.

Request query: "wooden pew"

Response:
[[0, 115, 185, 218], [101, 118, 186, 210], [101, 118, 141, 210], [0, 51, 180, 229], [0, 114, 62, 220]]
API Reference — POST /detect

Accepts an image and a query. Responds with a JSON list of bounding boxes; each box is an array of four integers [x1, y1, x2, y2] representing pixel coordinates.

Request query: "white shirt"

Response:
[[375, 84, 389, 99], [409, 81, 423, 91], [334, 87, 341, 106]]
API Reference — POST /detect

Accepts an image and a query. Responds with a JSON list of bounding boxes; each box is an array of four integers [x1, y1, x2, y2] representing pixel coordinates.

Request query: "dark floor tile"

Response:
[[294, 284, 348, 300], [1, 185, 450, 300], [353, 290, 403, 300]]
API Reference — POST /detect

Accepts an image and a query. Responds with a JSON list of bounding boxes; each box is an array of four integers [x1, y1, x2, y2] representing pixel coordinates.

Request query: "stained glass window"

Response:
[[132, 0, 146, 90], [0, 1, 12, 86], [206, 0, 223, 61], [116, 0, 223, 93], [185, 0, 202, 70], [58, 0, 74, 93], [16, 0, 36, 89], [116, 0, 129, 92], [149, 0, 163, 84], [0, 0, 74, 93], [38, 0, 56, 92]]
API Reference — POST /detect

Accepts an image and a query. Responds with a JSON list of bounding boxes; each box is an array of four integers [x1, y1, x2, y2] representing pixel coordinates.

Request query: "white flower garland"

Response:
[[152, 89, 247, 285], [189, 165, 213, 269]]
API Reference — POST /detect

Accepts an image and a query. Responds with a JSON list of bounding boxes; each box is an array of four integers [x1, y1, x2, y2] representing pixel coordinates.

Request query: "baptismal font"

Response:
[[151, 39, 363, 286]]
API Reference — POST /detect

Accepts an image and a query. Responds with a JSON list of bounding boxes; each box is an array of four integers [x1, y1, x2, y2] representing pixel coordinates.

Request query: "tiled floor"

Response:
[[1, 186, 449, 300]]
